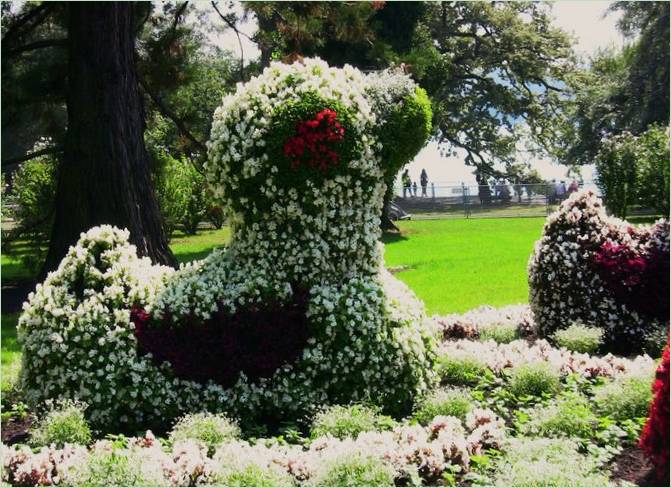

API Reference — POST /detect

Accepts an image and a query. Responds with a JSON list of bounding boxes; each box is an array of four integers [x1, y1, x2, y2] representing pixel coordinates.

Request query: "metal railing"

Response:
[[393, 183, 582, 219]]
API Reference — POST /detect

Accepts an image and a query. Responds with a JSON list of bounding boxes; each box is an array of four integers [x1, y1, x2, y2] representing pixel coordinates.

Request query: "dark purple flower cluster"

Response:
[[593, 227, 670, 321], [132, 289, 311, 388]]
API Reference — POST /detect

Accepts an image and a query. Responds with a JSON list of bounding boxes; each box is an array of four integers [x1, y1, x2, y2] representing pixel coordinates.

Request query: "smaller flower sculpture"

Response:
[[528, 190, 669, 354]]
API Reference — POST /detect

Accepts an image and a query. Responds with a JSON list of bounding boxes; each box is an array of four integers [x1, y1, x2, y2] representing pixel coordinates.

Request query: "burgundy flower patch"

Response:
[[593, 240, 670, 321], [132, 289, 311, 389]]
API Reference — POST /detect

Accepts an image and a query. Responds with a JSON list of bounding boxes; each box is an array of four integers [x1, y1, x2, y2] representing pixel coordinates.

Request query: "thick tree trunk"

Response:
[[42, 2, 176, 274]]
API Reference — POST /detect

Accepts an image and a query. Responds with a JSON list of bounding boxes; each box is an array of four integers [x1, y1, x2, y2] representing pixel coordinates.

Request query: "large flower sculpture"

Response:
[[18, 59, 435, 430]]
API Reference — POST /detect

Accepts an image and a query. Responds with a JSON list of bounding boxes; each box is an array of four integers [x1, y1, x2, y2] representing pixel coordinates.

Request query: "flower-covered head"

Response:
[[206, 58, 381, 221], [204, 59, 432, 286]]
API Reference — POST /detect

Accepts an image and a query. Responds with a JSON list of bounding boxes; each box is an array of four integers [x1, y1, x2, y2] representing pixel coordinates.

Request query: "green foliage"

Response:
[[153, 154, 207, 236], [552, 324, 604, 354], [593, 374, 653, 421], [169, 412, 240, 454], [82, 449, 152, 487], [310, 404, 394, 440], [508, 363, 561, 399], [479, 323, 520, 344], [219, 465, 294, 487], [312, 454, 396, 487], [642, 325, 668, 359], [413, 388, 473, 425], [377, 87, 432, 180], [4, 144, 57, 271], [437, 354, 489, 386], [517, 393, 598, 439], [635, 125, 670, 216], [595, 132, 641, 218], [492, 437, 610, 486], [30, 400, 92, 448]]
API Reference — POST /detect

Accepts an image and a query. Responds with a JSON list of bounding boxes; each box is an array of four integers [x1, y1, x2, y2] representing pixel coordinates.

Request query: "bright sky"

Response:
[[204, 1, 625, 186]]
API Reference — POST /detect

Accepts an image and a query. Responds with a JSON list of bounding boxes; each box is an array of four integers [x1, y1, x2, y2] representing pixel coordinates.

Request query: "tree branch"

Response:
[[3, 38, 68, 58], [1, 3, 52, 46], [138, 78, 208, 155], [211, 1, 245, 79], [2, 146, 63, 170]]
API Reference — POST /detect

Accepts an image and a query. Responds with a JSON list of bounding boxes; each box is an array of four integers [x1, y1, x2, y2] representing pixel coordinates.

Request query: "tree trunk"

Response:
[[380, 179, 400, 233], [42, 2, 176, 275]]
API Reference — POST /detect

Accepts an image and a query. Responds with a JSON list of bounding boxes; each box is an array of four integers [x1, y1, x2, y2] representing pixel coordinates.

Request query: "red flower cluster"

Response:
[[283, 109, 345, 174], [640, 340, 669, 486], [131, 288, 311, 389], [593, 240, 669, 321]]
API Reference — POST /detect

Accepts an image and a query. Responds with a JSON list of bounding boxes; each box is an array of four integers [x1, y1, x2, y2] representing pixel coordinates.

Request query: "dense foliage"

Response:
[[528, 190, 669, 354]]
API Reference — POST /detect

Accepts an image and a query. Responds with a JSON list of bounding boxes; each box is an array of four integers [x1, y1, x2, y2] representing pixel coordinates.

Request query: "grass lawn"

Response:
[[382, 218, 545, 315], [1, 313, 20, 394]]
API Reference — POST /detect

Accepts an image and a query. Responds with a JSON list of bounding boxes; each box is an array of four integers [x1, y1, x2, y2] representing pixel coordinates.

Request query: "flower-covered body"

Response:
[[528, 190, 669, 354], [18, 58, 435, 429]]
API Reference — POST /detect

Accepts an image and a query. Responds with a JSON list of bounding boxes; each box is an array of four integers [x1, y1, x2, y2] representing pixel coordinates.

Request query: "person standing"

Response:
[[412, 181, 418, 197], [420, 169, 429, 197], [402, 169, 412, 198]]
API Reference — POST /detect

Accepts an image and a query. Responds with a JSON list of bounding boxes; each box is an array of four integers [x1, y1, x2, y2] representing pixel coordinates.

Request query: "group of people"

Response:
[[401, 169, 429, 198], [549, 179, 580, 204]]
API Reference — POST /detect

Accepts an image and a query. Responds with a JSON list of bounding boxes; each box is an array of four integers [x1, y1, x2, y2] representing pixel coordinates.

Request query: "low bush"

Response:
[[479, 323, 519, 344], [508, 363, 561, 399], [518, 393, 597, 439], [82, 449, 155, 487], [437, 354, 489, 386], [593, 374, 654, 421], [493, 437, 610, 486], [310, 404, 394, 440], [218, 464, 294, 487], [30, 400, 92, 448], [169, 412, 240, 454], [552, 324, 604, 354], [312, 453, 395, 487], [413, 388, 473, 425]]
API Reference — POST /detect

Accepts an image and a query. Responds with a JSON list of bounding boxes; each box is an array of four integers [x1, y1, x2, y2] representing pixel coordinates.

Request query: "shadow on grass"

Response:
[[173, 249, 218, 264], [380, 232, 409, 244]]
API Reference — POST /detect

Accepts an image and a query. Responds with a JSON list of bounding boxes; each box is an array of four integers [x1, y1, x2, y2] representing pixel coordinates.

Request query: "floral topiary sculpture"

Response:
[[18, 59, 435, 431], [528, 190, 669, 354]]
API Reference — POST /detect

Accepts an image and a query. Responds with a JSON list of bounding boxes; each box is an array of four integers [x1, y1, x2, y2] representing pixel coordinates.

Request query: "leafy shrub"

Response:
[[169, 412, 240, 453], [642, 326, 668, 359], [528, 190, 669, 354], [4, 139, 57, 271], [30, 400, 92, 448], [593, 374, 654, 421], [480, 323, 519, 344], [552, 324, 604, 354], [437, 354, 489, 386], [508, 363, 561, 399], [219, 464, 293, 487], [312, 453, 395, 487], [154, 154, 207, 236], [518, 393, 597, 439], [635, 124, 670, 216], [639, 341, 669, 485], [413, 388, 473, 425], [310, 404, 394, 440], [82, 449, 152, 486], [493, 437, 610, 486]]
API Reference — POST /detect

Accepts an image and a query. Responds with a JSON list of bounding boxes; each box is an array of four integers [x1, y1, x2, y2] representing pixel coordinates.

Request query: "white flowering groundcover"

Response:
[[18, 59, 435, 431]]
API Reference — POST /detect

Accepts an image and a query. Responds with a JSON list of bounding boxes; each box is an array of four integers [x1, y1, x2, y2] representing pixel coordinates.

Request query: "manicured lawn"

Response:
[[382, 218, 545, 315], [171, 228, 231, 264], [1, 313, 21, 393]]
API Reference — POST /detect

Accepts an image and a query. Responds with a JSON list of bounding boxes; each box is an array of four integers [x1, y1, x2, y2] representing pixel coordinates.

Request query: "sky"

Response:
[[204, 1, 625, 187]]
